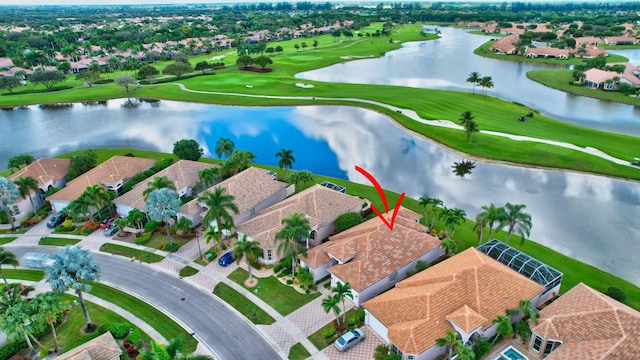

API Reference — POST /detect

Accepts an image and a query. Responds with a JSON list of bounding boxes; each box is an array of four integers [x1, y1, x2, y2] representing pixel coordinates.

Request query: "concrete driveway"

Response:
[[322, 327, 384, 360]]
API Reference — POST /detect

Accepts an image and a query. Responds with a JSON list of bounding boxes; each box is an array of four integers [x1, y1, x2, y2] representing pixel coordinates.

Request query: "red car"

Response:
[[100, 216, 117, 229]]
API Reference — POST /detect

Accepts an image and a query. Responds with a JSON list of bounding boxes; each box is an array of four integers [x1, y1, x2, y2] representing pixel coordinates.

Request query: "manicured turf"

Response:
[[3, 269, 45, 281], [212, 282, 276, 325], [228, 268, 321, 316], [0, 237, 16, 245], [99, 243, 165, 263], [178, 266, 199, 277], [142, 232, 190, 251], [88, 282, 197, 353], [288, 342, 311, 360], [39, 237, 81, 246]]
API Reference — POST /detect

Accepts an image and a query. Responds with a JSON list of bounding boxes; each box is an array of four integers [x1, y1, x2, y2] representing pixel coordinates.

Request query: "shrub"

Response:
[[273, 262, 283, 273], [286, 279, 294, 285], [280, 267, 292, 276], [472, 335, 491, 358], [324, 283, 331, 290], [335, 212, 364, 233], [60, 219, 74, 231], [100, 323, 132, 339], [606, 286, 627, 302], [144, 220, 160, 233], [126, 329, 142, 343], [84, 220, 100, 231], [221, 244, 227, 251], [94, 79, 114, 84], [347, 315, 359, 327], [135, 233, 151, 245], [163, 243, 180, 252], [205, 251, 217, 260], [322, 327, 336, 339], [152, 158, 174, 172], [305, 289, 310, 294]]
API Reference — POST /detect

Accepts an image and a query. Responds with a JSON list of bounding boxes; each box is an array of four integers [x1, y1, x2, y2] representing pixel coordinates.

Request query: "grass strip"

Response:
[[3, 269, 45, 281], [99, 243, 164, 263], [288, 342, 311, 360], [212, 282, 275, 325], [178, 266, 199, 277], [0, 237, 16, 245], [88, 282, 197, 353], [0, 229, 27, 234], [39, 237, 81, 246], [228, 268, 321, 316]]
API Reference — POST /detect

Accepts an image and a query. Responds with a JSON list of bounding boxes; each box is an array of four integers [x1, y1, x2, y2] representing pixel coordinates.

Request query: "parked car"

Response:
[[334, 329, 366, 352], [631, 158, 640, 166], [21, 252, 55, 269], [100, 216, 117, 229], [46, 213, 66, 229], [104, 223, 119, 236], [218, 251, 235, 266]]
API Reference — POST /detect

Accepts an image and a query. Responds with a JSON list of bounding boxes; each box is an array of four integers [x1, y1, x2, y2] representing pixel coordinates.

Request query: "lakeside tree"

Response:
[[198, 167, 220, 188], [480, 76, 494, 95], [418, 196, 443, 230], [163, 61, 193, 79], [275, 148, 295, 178], [220, 149, 255, 178], [466, 72, 481, 94], [115, 74, 136, 92], [500, 202, 532, 245], [66, 149, 97, 181], [477, 203, 506, 243], [463, 120, 480, 143], [46, 246, 101, 331], [76, 69, 101, 87], [0, 178, 20, 230], [0, 76, 21, 94], [28, 70, 67, 90], [145, 188, 181, 246], [173, 139, 204, 161], [138, 64, 159, 82], [288, 169, 313, 187], [7, 154, 35, 173], [215, 137, 235, 160], [254, 55, 273, 69]]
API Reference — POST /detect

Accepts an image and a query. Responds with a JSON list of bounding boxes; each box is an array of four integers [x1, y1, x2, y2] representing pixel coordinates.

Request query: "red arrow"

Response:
[[355, 166, 406, 231]]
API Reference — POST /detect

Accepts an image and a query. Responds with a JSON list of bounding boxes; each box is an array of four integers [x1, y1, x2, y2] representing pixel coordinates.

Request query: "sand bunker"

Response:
[[339, 55, 375, 59], [295, 83, 315, 89], [245, 85, 254, 88]]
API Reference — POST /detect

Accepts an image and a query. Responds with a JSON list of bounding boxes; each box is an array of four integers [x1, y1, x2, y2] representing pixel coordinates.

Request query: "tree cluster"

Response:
[[66, 149, 98, 181]]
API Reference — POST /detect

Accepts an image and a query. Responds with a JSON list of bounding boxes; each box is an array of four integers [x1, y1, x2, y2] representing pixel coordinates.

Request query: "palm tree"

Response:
[[500, 203, 532, 245], [199, 187, 239, 246], [199, 168, 220, 188], [275, 213, 311, 276], [480, 76, 494, 95], [466, 71, 481, 94], [46, 246, 101, 331], [232, 234, 262, 284], [0, 300, 45, 353], [215, 138, 235, 160], [203, 225, 221, 250], [321, 294, 342, 326], [275, 148, 295, 178], [491, 315, 513, 345], [464, 120, 480, 143], [477, 204, 506, 244], [31, 292, 68, 352], [454, 344, 475, 360], [68, 194, 93, 221], [332, 282, 354, 325], [507, 299, 539, 325], [141, 336, 213, 360], [419, 196, 443, 230], [474, 213, 486, 246], [83, 184, 113, 221], [143, 176, 177, 200], [441, 237, 457, 257], [418, 196, 433, 226], [458, 110, 475, 126], [15, 176, 39, 215], [0, 246, 19, 288], [435, 330, 461, 360], [439, 207, 466, 239]]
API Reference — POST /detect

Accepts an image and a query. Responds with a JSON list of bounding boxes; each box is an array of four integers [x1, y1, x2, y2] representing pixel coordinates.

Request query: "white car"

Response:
[[334, 328, 365, 352], [21, 252, 55, 269]]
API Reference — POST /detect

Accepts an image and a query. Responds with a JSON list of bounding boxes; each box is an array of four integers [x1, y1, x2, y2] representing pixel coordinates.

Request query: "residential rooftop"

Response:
[[8, 158, 70, 189]]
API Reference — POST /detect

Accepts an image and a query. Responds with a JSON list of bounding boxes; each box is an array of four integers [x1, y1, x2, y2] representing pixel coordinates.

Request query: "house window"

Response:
[[12, 205, 20, 215], [533, 335, 542, 351], [391, 345, 402, 356], [408, 356, 415, 360], [310, 230, 316, 239], [543, 340, 559, 356], [267, 249, 272, 261]]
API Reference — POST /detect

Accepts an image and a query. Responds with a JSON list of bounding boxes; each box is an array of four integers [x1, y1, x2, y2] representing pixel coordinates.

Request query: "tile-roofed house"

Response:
[[237, 184, 364, 264], [0, 57, 14, 68], [489, 34, 519, 55], [56, 332, 121, 360], [7, 158, 70, 220], [572, 44, 607, 58], [525, 47, 569, 59], [604, 36, 639, 45], [583, 68, 619, 90], [47, 156, 155, 213], [575, 36, 605, 46], [300, 207, 444, 306], [114, 160, 215, 217], [363, 248, 546, 360], [528, 283, 640, 360], [178, 166, 288, 227]]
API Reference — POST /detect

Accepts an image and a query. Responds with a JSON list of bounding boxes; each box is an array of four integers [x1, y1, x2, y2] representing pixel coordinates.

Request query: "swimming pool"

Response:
[[499, 345, 529, 360]]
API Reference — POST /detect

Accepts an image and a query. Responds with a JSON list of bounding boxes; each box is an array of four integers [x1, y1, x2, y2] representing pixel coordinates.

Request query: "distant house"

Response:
[[574, 36, 605, 46], [529, 283, 640, 359], [571, 45, 607, 59], [7, 158, 70, 220], [363, 248, 548, 360], [300, 207, 444, 306], [489, 34, 519, 55], [114, 160, 214, 217], [56, 332, 121, 360], [47, 156, 155, 213], [583, 68, 620, 90], [178, 166, 289, 227], [236, 184, 363, 264], [525, 47, 569, 59], [0, 57, 14, 69], [604, 36, 639, 45]]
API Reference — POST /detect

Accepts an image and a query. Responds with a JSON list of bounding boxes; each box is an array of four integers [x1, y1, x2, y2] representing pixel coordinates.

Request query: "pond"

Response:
[[1, 99, 639, 285]]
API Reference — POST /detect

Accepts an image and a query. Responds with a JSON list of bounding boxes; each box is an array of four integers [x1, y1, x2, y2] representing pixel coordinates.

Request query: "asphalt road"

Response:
[[9, 246, 281, 360]]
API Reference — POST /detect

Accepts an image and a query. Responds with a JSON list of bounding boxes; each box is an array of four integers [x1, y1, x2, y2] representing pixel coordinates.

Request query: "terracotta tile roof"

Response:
[[8, 158, 70, 189], [489, 34, 519, 53], [446, 305, 488, 333], [584, 68, 618, 84], [47, 156, 155, 203], [180, 166, 286, 217], [363, 248, 545, 355], [114, 160, 213, 211], [532, 283, 640, 360], [525, 47, 570, 57], [301, 207, 441, 291], [57, 332, 121, 360], [237, 184, 363, 248]]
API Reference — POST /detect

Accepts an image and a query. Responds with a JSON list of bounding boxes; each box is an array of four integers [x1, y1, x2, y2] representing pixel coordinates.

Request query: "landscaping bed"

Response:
[[307, 308, 365, 350]]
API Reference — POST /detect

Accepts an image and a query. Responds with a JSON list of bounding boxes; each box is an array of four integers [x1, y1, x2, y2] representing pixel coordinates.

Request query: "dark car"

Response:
[[104, 223, 119, 236], [218, 251, 235, 266], [100, 216, 117, 229], [334, 328, 366, 352], [46, 213, 66, 229]]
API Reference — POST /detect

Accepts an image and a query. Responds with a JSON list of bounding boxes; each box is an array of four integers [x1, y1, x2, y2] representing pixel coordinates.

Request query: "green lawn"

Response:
[[527, 69, 640, 107], [99, 243, 165, 263], [3, 269, 45, 281], [0, 229, 27, 234], [52, 226, 93, 236], [288, 342, 311, 360], [212, 282, 275, 325], [142, 232, 191, 252], [228, 268, 321, 316], [307, 308, 362, 350], [178, 266, 199, 277], [88, 282, 197, 353], [0, 237, 16, 245], [39, 237, 81, 246]]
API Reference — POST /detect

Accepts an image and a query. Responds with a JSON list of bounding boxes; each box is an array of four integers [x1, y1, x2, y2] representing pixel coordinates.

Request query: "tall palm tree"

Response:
[[458, 110, 475, 126], [203, 225, 221, 250], [500, 203, 532, 245], [439, 207, 466, 239], [275, 213, 311, 276], [0, 246, 19, 287], [474, 213, 486, 246], [15, 176, 39, 215], [491, 315, 514, 345], [332, 282, 354, 325], [441, 237, 457, 257], [275, 148, 295, 178], [143, 176, 177, 200], [477, 203, 506, 244], [419, 196, 443, 230], [321, 294, 342, 326], [435, 329, 461, 360], [31, 292, 68, 352], [141, 336, 213, 360], [45, 246, 101, 331], [464, 120, 480, 143], [466, 71, 482, 94], [480, 76, 494, 95], [83, 184, 113, 221], [418, 196, 433, 226], [146, 188, 181, 246], [232, 234, 262, 284], [199, 187, 239, 246], [1, 299, 46, 352], [215, 138, 235, 160], [454, 344, 475, 360]]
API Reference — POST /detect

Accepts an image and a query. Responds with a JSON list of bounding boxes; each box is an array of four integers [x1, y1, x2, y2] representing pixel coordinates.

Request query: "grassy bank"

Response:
[[99, 243, 165, 263], [527, 69, 640, 107], [212, 282, 276, 325], [39, 237, 81, 246]]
